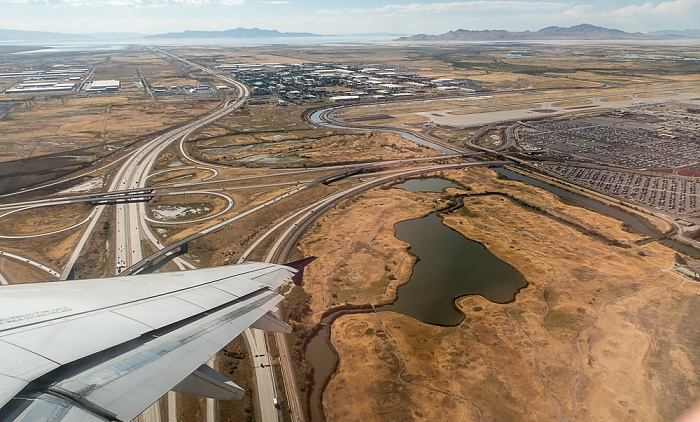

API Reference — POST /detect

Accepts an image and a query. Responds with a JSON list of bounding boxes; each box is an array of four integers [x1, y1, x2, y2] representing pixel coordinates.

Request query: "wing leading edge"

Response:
[[0, 260, 309, 422]]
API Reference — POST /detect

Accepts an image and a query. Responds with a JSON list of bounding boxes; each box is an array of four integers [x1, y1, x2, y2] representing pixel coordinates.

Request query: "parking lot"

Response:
[[520, 112, 700, 169], [542, 163, 699, 216]]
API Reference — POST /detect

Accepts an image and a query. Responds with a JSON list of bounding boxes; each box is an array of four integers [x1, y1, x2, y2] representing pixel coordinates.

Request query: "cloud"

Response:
[[377, 1, 566, 13], [8, 0, 218, 6], [609, 0, 700, 18], [317, 8, 369, 15], [263, 0, 289, 3], [558, 0, 700, 31]]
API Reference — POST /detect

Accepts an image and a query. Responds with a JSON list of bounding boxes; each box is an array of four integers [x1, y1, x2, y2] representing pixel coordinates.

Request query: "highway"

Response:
[[245, 329, 281, 422], [113, 85, 250, 274], [0, 249, 60, 279], [111, 54, 251, 420], [9, 47, 693, 422], [0, 154, 464, 212]]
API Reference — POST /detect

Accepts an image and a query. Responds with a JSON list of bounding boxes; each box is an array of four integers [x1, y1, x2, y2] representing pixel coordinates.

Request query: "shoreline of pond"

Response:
[[300, 169, 700, 421]]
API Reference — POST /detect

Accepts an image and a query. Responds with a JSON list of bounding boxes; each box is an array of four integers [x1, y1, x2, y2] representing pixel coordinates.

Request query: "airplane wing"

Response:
[[0, 260, 310, 422]]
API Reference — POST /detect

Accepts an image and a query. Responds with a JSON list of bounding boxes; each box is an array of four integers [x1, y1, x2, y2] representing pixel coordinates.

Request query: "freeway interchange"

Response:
[[1, 47, 698, 422], [0, 48, 505, 422]]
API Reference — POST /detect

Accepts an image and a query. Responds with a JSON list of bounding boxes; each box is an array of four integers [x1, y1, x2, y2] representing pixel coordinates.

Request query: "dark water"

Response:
[[306, 326, 336, 422], [304, 210, 526, 420], [495, 168, 699, 257], [497, 168, 649, 231], [380, 213, 526, 325], [395, 178, 462, 192]]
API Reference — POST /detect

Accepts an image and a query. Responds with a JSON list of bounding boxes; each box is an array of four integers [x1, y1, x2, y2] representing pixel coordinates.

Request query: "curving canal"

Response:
[[309, 108, 459, 155]]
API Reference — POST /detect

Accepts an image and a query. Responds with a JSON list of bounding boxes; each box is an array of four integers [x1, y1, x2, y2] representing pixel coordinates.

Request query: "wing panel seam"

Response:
[[0, 265, 280, 334]]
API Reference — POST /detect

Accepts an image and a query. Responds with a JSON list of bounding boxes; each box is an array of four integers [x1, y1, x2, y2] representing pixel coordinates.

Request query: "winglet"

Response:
[[284, 256, 316, 286]]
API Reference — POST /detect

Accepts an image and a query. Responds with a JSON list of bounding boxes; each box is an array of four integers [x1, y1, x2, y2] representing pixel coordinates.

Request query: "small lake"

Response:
[[394, 178, 462, 192], [380, 212, 526, 326], [304, 209, 526, 420]]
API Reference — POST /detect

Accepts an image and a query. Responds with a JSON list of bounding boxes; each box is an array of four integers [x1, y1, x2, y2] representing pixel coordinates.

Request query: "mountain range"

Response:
[[652, 29, 700, 37], [0, 29, 143, 41], [0, 25, 697, 43], [397, 24, 691, 42], [144, 28, 318, 39]]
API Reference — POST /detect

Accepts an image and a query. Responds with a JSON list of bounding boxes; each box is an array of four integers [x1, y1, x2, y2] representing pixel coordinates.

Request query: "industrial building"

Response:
[[4, 82, 76, 94], [331, 95, 360, 103], [85, 80, 120, 92]]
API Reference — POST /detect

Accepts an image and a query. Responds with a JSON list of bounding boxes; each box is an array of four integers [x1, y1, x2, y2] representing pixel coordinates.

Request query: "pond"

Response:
[[379, 212, 527, 326], [394, 178, 462, 193]]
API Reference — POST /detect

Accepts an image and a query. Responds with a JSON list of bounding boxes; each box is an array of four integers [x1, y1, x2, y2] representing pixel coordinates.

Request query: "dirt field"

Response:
[[192, 130, 438, 168], [296, 167, 699, 421], [0, 47, 225, 194]]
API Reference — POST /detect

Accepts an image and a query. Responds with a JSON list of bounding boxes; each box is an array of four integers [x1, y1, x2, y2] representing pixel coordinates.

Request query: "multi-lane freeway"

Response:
[[0, 48, 477, 420]]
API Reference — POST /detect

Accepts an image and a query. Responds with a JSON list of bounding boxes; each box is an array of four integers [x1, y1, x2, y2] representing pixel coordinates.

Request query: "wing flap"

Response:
[[172, 364, 244, 401], [251, 312, 292, 333], [111, 296, 205, 329]]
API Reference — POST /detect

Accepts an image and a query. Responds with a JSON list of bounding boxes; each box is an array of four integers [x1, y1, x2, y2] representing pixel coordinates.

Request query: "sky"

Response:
[[0, 0, 698, 35]]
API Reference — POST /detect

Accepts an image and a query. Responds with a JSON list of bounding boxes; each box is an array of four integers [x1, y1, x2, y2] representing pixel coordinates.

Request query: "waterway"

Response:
[[309, 109, 458, 155], [7, 35, 404, 55], [306, 327, 337, 422], [303, 110, 699, 421], [495, 168, 699, 257]]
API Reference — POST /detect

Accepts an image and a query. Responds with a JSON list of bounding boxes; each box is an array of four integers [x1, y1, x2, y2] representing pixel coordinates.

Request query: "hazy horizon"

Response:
[[0, 0, 698, 36]]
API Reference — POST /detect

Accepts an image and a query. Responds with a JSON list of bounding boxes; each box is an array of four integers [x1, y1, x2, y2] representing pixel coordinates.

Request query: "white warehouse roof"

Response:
[[86, 80, 120, 92]]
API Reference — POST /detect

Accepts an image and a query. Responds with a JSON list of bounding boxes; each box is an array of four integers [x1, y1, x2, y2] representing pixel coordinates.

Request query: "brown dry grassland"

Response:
[[0, 42, 698, 420], [0, 96, 220, 163], [297, 167, 698, 421], [0, 254, 56, 283]]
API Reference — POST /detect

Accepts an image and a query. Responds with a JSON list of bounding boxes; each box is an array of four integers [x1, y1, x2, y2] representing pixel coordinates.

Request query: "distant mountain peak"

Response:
[[0, 28, 144, 42], [146, 27, 319, 39], [652, 28, 700, 37], [397, 24, 668, 42]]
